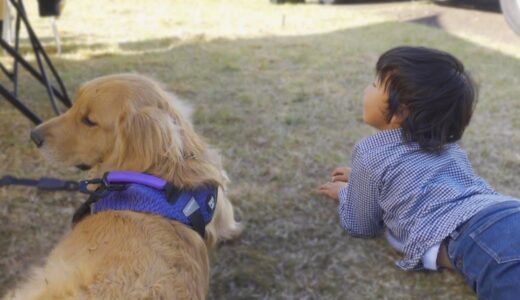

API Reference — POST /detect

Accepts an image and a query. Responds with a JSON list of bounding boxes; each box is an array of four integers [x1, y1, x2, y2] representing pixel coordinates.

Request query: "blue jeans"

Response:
[[447, 200, 520, 300]]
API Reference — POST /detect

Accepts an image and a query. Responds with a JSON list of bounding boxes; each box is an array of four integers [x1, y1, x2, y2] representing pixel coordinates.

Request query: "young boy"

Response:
[[318, 46, 520, 299]]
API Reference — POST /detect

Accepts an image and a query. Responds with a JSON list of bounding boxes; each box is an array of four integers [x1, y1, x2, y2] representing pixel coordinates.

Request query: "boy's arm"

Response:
[[337, 152, 384, 238]]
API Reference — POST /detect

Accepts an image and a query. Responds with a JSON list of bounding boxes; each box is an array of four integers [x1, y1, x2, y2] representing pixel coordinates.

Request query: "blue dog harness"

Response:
[[73, 171, 217, 238]]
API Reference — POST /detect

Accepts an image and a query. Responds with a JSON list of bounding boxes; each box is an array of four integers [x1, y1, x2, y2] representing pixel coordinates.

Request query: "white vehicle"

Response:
[[500, 0, 520, 35], [435, 0, 520, 36], [271, 0, 520, 36]]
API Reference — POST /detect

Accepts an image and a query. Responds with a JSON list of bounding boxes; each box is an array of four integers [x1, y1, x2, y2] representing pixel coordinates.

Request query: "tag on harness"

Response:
[[207, 196, 216, 211], [183, 197, 206, 237], [183, 197, 200, 217]]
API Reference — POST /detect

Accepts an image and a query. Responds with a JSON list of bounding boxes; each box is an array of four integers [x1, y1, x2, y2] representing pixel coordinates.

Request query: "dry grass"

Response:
[[1, 0, 520, 299]]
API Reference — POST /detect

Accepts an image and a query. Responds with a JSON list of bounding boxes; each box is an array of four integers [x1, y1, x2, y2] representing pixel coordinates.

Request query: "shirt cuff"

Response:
[[337, 184, 349, 203]]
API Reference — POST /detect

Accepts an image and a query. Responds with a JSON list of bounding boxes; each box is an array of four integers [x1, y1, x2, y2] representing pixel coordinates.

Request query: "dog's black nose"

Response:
[[30, 129, 44, 148]]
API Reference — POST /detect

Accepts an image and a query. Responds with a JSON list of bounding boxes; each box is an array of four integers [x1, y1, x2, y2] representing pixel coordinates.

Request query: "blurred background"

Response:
[[1, 0, 519, 299]]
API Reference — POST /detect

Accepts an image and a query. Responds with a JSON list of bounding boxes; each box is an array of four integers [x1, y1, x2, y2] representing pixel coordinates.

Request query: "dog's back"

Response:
[[6, 211, 209, 300]]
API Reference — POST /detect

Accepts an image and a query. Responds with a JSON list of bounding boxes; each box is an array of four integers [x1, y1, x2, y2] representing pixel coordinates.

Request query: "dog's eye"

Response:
[[81, 116, 97, 127]]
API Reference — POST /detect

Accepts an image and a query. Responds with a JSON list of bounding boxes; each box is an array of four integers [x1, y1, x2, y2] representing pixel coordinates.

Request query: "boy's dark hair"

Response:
[[376, 46, 477, 152]]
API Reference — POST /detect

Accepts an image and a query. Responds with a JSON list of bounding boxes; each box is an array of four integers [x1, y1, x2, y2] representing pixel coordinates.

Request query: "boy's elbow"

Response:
[[346, 229, 380, 238]]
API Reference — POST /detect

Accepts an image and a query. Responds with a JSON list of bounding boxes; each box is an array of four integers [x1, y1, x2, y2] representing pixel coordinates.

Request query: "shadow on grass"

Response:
[[2, 20, 520, 300], [311, 0, 409, 4], [408, 14, 444, 29], [296, 0, 500, 12], [435, 0, 501, 13]]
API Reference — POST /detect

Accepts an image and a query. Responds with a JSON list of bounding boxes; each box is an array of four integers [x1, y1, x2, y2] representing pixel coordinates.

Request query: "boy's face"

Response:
[[363, 78, 401, 130]]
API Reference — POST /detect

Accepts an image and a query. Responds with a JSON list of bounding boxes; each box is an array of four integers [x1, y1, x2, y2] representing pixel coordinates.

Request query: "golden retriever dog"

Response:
[[5, 74, 242, 300]]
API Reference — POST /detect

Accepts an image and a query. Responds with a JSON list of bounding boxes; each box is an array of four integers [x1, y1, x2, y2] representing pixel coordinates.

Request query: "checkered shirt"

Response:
[[338, 128, 515, 270]]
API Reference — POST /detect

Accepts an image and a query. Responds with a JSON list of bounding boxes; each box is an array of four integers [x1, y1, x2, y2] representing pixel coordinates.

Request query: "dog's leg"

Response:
[[3, 262, 90, 300]]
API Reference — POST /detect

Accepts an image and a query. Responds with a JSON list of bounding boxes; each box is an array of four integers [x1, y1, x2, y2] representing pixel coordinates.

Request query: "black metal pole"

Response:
[[13, 5, 22, 97], [0, 38, 67, 103], [12, 0, 71, 108], [0, 84, 42, 124], [0, 0, 72, 124]]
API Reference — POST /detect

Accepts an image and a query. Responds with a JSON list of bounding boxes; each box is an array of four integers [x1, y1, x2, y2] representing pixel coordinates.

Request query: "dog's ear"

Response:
[[113, 106, 185, 171]]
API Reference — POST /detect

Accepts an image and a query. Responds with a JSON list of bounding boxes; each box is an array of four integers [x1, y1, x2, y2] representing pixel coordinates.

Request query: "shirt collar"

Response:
[[357, 127, 459, 154], [358, 127, 405, 150]]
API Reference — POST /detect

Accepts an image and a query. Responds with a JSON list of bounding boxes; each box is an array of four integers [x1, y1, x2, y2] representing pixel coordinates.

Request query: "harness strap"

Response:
[[72, 193, 100, 225], [164, 183, 182, 205], [73, 181, 128, 225], [182, 196, 208, 238], [187, 209, 206, 238]]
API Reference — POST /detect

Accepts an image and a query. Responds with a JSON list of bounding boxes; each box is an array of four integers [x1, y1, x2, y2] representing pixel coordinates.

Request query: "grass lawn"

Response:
[[1, 0, 519, 299]]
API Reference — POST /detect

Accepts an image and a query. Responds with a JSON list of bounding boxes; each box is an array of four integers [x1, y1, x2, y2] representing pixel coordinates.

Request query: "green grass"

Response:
[[1, 0, 520, 299]]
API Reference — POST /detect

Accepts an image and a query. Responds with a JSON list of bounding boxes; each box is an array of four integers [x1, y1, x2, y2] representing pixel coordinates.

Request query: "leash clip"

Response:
[[78, 175, 128, 196], [78, 178, 107, 195]]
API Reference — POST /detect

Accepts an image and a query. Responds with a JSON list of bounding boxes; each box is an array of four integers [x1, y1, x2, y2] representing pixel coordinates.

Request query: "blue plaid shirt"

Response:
[[338, 128, 515, 270]]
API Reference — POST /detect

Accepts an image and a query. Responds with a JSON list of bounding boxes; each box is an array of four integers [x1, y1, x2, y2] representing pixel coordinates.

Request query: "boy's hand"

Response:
[[318, 181, 347, 202], [330, 167, 352, 183]]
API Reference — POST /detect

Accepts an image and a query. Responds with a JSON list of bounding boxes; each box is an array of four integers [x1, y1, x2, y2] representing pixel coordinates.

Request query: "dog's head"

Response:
[[31, 74, 221, 188]]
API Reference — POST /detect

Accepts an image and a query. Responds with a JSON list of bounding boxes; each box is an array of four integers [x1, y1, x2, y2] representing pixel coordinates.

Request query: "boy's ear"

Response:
[[390, 106, 409, 125]]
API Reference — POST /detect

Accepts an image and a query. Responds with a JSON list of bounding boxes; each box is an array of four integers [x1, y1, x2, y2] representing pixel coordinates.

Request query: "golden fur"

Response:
[[5, 74, 242, 300]]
